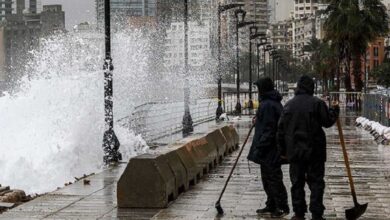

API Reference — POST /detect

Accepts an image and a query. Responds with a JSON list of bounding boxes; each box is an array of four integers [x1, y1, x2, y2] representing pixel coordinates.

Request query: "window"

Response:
[[374, 47, 379, 57]]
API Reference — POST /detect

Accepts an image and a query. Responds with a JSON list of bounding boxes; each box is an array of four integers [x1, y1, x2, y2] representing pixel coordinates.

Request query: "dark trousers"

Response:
[[290, 161, 325, 217], [260, 163, 289, 211]]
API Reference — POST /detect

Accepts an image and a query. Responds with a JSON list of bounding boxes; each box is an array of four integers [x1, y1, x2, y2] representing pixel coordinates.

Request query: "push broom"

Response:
[[215, 124, 255, 215]]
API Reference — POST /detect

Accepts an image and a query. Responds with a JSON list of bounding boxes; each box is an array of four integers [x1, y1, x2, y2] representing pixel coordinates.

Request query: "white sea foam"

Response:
[[0, 29, 155, 194]]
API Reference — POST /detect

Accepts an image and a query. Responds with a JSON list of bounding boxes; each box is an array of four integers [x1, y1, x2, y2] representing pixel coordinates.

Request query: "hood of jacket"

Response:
[[295, 75, 315, 96], [255, 77, 274, 94], [260, 90, 282, 102]]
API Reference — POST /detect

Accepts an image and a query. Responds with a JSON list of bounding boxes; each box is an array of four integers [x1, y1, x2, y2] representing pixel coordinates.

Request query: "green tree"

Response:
[[324, 0, 389, 91], [303, 38, 338, 92]]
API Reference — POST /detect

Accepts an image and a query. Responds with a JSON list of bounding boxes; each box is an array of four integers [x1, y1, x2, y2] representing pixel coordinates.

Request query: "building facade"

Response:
[[269, 19, 293, 50], [1, 2, 64, 82], [40, 5, 65, 35], [0, 0, 13, 21], [292, 0, 328, 59], [96, 0, 157, 27], [164, 21, 212, 71]]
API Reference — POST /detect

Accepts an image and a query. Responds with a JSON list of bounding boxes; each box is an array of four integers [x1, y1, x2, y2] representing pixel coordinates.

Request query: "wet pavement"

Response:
[[1, 114, 390, 219]]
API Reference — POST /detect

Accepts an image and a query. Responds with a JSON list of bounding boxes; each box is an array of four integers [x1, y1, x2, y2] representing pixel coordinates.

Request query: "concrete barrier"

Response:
[[220, 126, 235, 153], [117, 154, 175, 208], [117, 125, 239, 208], [229, 125, 240, 150], [173, 144, 203, 185], [205, 129, 228, 163], [162, 149, 189, 194]]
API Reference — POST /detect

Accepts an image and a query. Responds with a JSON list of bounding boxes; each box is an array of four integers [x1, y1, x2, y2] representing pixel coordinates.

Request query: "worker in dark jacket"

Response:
[[277, 75, 339, 220], [247, 77, 289, 218]]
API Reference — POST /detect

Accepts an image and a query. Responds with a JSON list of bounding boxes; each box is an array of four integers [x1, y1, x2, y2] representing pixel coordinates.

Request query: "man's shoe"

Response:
[[271, 208, 289, 218], [291, 215, 305, 220], [256, 206, 275, 216], [312, 216, 325, 220]]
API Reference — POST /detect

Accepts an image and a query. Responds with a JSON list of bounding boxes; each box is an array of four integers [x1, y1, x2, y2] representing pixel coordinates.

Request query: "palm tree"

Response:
[[303, 38, 338, 92], [324, 0, 389, 92]]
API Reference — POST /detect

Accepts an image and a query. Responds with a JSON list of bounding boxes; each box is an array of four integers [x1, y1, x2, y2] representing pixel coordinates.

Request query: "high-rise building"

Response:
[[14, 0, 39, 14], [0, 0, 13, 21], [164, 21, 212, 70], [293, 0, 322, 19], [292, 0, 328, 59], [29, 0, 37, 13], [269, 19, 293, 50], [40, 5, 65, 34], [2, 3, 65, 82]]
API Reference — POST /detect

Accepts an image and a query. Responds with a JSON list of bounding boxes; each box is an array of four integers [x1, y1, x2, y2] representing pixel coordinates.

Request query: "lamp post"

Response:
[[102, 0, 121, 164], [216, 3, 244, 120], [270, 50, 277, 83], [265, 45, 273, 78], [257, 38, 267, 80], [182, 0, 193, 136], [248, 27, 263, 109], [234, 8, 255, 115]]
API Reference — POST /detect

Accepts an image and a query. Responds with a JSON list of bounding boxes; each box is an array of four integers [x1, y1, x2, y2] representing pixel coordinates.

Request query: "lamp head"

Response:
[[250, 26, 258, 35], [235, 8, 246, 22]]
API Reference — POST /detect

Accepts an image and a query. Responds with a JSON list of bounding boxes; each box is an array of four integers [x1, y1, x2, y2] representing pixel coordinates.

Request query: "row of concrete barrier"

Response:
[[117, 125, 239, 208]]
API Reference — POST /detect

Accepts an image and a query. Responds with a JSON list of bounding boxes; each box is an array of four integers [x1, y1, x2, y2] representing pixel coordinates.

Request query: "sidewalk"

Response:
[[1, 115, 390, 219], [150, 116, 390, 220]]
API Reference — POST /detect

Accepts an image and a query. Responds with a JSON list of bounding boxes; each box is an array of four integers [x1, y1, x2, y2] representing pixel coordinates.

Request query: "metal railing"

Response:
[[223, 91, 365, 115], [117, 98, 217, 143], [223, 91, 293, 115], [223, 91, 259, 115], [328, 92, 363, 111], [362, 93, 390, 126]]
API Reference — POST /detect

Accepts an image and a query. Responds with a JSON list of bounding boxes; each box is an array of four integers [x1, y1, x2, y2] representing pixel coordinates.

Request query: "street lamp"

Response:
[[216, 3, 244, 120], [248, 26, 264, 109], [257, 37, 267, 80], [182, 0, 193, 136], [234, 8, 256, 115], [265, 45, 273, 77], [270, 50, 278, 83], [102, 0, 121, 164]]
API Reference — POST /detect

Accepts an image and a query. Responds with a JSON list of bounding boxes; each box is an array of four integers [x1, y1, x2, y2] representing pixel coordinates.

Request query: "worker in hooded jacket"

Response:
[[247, 77, 289, 218], [277, 75, 339, 220]]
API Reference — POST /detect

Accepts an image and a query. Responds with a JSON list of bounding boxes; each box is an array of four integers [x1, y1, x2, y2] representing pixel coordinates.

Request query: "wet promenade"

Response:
[[1, 114, 390, 219]]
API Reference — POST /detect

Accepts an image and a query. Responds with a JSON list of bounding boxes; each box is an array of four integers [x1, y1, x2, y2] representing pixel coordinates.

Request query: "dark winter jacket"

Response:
[[277, 76, 339, 163], [247, 90, 283, 165]]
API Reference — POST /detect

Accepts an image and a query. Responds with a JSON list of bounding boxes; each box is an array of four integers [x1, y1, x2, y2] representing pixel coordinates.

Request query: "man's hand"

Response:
[[252, 116, 256, 125]]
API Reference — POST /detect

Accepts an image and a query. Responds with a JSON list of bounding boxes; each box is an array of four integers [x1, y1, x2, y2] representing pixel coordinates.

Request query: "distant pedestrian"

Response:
[[277, 75, 339, 220], [247, 77, 289, 218]]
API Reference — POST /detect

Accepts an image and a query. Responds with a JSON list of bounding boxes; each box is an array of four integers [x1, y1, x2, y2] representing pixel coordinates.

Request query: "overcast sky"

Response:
[[41, 0, 95, 30]]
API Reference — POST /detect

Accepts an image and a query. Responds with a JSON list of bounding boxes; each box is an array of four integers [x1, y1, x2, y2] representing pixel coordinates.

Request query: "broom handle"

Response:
[[336, 118, 358, 205], [217, 124, 255, 202]]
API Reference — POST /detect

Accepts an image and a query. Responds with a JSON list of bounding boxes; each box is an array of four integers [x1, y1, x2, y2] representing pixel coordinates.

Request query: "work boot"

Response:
[[271, 208, 289, 218], [256, 206, 275, 216], [291, 215, 305, 220]]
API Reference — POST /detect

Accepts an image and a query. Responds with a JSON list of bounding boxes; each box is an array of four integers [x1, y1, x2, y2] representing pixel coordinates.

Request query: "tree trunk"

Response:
[[352, 52, 364, 92], [344, 51, 353, 91]]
